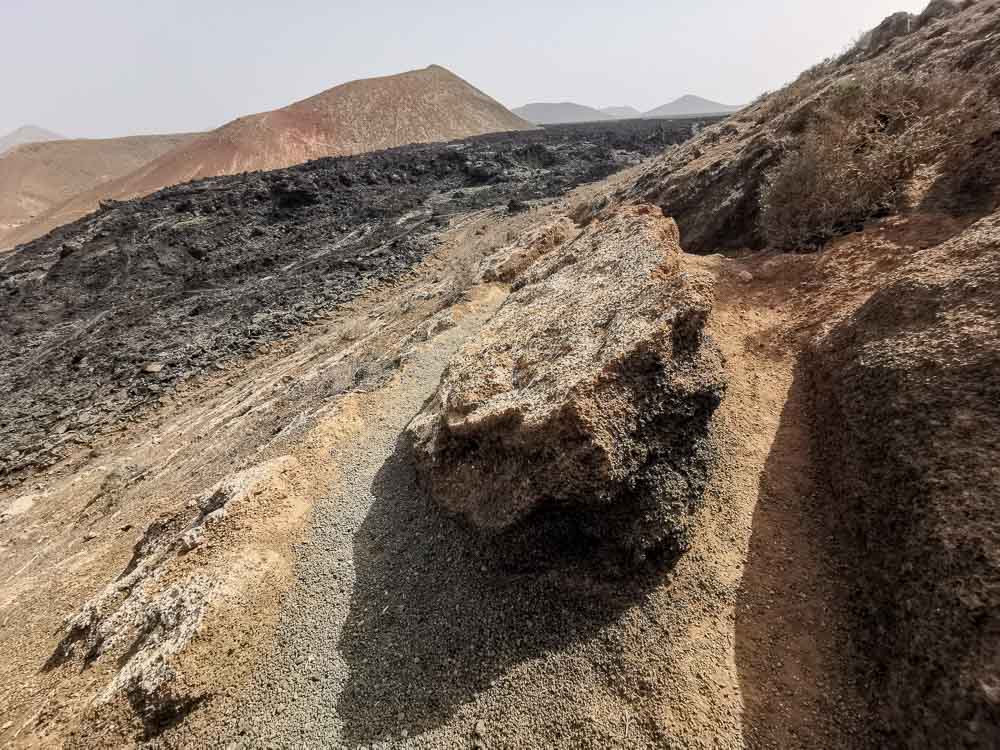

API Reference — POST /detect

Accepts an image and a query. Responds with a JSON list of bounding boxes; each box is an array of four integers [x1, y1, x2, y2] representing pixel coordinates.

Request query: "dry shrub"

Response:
[[437, 238, 486, 309], [761, 71, 956, 249], [338, 318, 368, 343], [438, 258, 476, 308]]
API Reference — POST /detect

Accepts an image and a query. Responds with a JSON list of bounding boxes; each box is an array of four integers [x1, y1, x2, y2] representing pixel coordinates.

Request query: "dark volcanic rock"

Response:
[[406, 205, 725, 566], [809, 211, 1000, 747], [0, 119, 700, 485]]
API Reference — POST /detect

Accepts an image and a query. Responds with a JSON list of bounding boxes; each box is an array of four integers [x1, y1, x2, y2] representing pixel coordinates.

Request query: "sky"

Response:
[[3, 0, 931, 139]]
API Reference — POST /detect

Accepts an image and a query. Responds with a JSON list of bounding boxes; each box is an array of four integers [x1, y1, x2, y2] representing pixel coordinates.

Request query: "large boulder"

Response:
[[406, 204, 725, 564], [917, 0, 964, 28], [857, 12, 917, 57], [809, 211, 1000, 746]]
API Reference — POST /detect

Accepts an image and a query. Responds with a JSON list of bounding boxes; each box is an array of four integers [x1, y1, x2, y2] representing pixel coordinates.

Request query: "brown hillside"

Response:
[[629, 0, 1000, 252], [0, 134, 200, 245], [616, 0, 1000, 744], [2, 65, 533, 250]]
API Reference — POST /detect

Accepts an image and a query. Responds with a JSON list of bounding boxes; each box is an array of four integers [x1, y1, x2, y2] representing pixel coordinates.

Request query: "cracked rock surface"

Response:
[[407, 204, 726, 563]]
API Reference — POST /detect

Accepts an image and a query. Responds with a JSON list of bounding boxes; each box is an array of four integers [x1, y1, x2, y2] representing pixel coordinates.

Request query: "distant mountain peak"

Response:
[[512, 102, 614, 125], [0, 125, 65, 155], [644, 95, 741, 118], [601, 106, 642, 119]]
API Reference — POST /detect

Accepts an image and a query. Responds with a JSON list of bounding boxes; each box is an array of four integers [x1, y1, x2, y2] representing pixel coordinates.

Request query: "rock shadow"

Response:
[[336, 437, 673, 745], [734, 364, 872, 748]]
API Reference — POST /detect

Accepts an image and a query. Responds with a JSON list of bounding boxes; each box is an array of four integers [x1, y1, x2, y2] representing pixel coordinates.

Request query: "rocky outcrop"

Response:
[[809, 211, 1000, 746], [479, 217, 577, 283], [407, 205, 725, 565], [918, 0, 964, 27], [630, 122, 780, 252], [630, 1, 998, 254], [850, 2, 968, 60], [44, 458, 298, 739], [857, 12, 916, 57]]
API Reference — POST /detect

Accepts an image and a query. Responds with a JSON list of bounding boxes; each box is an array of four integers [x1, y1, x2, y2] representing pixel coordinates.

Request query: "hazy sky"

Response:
[[3, 0, 930, 139]]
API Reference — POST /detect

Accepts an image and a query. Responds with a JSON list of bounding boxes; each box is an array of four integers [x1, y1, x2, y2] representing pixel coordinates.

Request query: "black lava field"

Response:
[[0, 118, 712, 484]]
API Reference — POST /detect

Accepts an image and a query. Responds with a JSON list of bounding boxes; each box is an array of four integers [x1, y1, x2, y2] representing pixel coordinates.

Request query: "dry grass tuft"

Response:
[[760, 71, 963, 249]]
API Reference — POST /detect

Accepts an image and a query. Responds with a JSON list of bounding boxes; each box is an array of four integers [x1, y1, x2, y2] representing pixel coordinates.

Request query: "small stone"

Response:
[[204, 508, 227, 526], [429, 314, 456, 337], [141, 362, 165, 374], [737, 270, 754, 283], [180, 527, 204, 551], [474, 720, 487, 737]]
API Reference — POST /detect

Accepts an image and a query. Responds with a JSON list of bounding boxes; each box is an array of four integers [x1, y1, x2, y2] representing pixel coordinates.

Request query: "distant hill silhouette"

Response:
[[513, 97, 741, 125], [0, 125, 64, 155], [644, 95, 741, 118], [601, 106, 643, 119], [512, 103, 614, 125]]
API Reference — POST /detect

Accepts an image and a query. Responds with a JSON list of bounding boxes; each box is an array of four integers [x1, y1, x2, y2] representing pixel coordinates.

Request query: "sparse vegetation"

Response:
[[760, 71, 958, 249], [437, 248, 480, 308]]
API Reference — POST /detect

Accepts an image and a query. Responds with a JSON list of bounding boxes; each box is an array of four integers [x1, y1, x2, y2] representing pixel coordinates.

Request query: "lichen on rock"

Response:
[[406, 204, 725, 565]]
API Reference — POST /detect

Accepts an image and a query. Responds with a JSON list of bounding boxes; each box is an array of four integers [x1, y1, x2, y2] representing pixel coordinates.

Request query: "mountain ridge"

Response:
[[512, 102, 614, 124], [512, 96, 742, 125], [3, 65, 532, 250], [644, 94, 741, 118]]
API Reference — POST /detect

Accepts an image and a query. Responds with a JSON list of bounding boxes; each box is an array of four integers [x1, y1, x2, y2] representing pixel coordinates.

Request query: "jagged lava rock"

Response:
[[407, 204, 725, 562]]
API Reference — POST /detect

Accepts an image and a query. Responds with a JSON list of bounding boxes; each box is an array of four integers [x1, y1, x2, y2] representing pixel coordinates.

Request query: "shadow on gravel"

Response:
[[336, 438, 672, 745], [734, 366, 871, 748]]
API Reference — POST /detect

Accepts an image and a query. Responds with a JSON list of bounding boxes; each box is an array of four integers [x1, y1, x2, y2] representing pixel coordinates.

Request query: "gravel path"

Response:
[[218, 269, 757, 750], [223, 288, 513, 748]]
